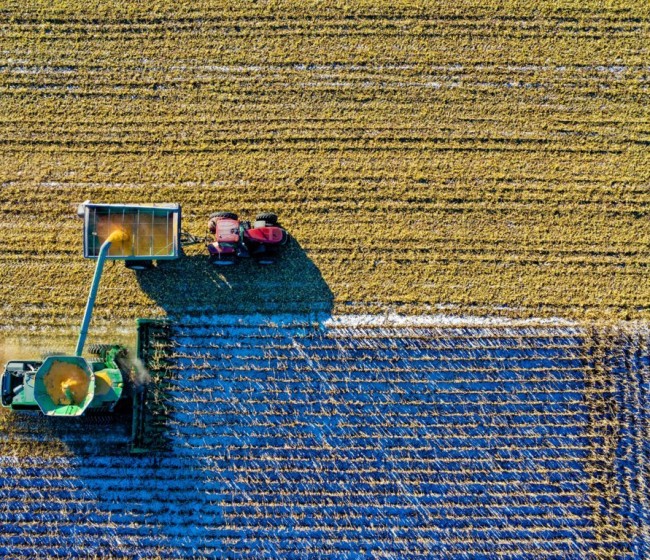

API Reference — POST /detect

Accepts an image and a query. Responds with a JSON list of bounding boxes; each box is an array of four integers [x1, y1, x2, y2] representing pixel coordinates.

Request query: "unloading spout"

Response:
[[74, 228, 131, 357]]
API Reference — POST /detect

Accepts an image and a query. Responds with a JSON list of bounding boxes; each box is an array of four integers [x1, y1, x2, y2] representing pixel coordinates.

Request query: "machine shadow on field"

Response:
[[135, 235, 334, 318], [0, 235, 336, 556]]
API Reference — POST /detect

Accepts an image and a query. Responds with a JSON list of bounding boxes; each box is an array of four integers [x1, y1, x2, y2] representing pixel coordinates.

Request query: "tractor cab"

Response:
[[207, 211, 289, 265], [214, 218, 240, 244]]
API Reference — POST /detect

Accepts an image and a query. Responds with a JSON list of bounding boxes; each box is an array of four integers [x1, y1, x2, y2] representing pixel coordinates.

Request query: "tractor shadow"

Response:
[[125, 235, 333, 457], [134, 235, 334, 318]]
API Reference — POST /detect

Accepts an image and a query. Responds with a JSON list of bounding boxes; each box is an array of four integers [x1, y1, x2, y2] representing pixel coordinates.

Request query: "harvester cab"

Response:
[[1, 346, 126, 417], [207, 211, 289, 265], [0, 327, 168, 453]]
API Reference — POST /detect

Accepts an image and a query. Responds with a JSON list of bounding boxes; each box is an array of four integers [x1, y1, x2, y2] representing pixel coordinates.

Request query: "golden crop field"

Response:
[[0, 0, 649, 342]]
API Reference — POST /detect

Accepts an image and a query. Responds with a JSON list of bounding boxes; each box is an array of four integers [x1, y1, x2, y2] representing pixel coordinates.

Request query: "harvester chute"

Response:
[[1, 202, 180, 452]]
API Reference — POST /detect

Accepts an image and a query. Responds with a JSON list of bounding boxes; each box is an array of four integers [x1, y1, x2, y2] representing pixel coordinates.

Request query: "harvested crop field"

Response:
[[1, 1, 650, 558], [1, 0, 650, 340], [1, 316, 650, 558]]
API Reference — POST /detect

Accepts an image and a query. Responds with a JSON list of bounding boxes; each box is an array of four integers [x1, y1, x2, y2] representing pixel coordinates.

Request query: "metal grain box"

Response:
[[79, 202, 181, 261]]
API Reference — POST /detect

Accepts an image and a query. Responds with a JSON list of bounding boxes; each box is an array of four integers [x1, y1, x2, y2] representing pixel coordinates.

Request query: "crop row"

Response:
[[1, 318, 649, 556], [0, 0, 649, 330]]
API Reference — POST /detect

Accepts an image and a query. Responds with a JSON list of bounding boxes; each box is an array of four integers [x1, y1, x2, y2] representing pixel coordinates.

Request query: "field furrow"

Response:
[[0, 1, 648, 334]]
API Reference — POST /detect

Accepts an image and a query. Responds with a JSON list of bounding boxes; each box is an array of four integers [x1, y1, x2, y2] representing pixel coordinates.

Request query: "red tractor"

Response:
[[207, 212, 289, 265]]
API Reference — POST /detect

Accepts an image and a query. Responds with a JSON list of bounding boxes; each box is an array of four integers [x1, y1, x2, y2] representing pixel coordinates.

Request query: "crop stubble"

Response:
[[0, 0, 649, 335]]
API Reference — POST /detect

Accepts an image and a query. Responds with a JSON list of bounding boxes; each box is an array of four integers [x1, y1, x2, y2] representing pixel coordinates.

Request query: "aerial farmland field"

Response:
[[0, 0, 649, 558], [2, 316, 650, 558]]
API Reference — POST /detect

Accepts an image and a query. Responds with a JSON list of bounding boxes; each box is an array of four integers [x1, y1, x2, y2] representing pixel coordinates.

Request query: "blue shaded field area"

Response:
[[0, 317, 648, 558]]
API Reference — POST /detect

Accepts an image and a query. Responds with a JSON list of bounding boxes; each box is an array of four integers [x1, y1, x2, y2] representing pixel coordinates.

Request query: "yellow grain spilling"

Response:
[[94, 371, 112, 396], [102, 226, 132, 256], [106, 227, 130, 244], [96, 217, 173, 257], [44, 362, 90, 406]]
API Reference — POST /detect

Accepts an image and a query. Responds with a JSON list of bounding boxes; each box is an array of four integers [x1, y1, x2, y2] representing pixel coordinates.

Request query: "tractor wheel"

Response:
[[210, 212, 238, 220], [208, 252, 237, 266], [256, 212, 278, 225], [211, 256, 236, 266], [87, 344, 112, 356], [125, 260, 153, 271]]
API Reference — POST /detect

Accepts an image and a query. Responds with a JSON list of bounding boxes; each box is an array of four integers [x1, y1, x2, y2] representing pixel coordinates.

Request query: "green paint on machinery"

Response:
[[3, 347, 123, 416], [0, 201, 177, 452], [1, 323, 170, 452]]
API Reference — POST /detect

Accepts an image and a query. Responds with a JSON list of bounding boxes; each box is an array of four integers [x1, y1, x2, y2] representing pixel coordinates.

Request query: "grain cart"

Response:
[[78, 201, 182, 270], [0, 202, 181, 452]]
